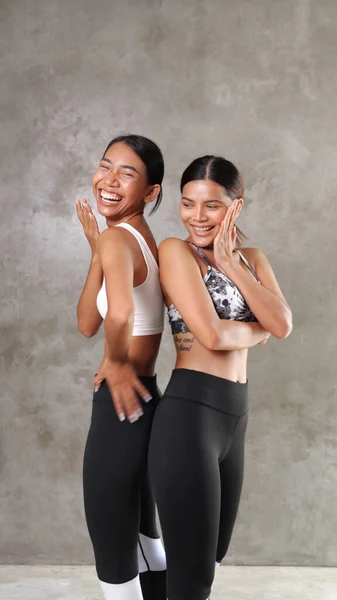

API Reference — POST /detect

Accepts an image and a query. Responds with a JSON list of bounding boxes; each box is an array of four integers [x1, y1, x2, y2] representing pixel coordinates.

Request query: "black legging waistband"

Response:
[[164, 368, 248, 417]]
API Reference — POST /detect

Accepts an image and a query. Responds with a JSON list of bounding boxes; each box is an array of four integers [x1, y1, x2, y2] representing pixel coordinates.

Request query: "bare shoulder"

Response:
[[238, 247, 267, 267], [159, 237, 190, 259], [98, 226, 131, 250]]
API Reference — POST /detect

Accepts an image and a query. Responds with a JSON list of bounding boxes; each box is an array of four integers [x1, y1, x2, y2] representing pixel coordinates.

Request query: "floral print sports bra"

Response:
[[167, 243, 258, 335]]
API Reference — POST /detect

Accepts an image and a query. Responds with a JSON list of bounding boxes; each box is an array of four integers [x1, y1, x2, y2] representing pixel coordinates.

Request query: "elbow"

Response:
[[77, 311, 101, 338], [106, 306, 134, 328], [273, 313, 293, 339], [77, 321, 98, 338], [200, 328, 222, 351]]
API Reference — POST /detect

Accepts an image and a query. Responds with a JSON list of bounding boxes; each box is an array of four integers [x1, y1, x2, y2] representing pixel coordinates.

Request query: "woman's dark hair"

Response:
[[103, 134, 164, 215], [180, 155, 247, 246]]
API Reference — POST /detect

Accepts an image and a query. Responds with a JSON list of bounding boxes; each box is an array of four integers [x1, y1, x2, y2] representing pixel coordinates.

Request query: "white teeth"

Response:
[[101, 191, 122, 202], [194, 227, 213, 232]]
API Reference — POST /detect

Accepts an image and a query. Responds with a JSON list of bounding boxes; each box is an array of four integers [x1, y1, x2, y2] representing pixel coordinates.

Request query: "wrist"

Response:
[[91, 252, 100, 264], [218, 256, 238, 276]]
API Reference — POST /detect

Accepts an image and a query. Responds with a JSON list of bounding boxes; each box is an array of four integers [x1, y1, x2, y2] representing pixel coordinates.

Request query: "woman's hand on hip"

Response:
[[76, 198, 100, 255], [94, 358, 152, 423]]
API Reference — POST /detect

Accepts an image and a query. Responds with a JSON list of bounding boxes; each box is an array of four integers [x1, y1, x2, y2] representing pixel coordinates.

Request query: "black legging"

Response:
[[83, 375, 166, 599], [149, 368, 248, 600]]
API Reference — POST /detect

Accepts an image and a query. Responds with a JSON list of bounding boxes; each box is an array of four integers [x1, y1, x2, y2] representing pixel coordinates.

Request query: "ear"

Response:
[[144, 184, 161, 205]]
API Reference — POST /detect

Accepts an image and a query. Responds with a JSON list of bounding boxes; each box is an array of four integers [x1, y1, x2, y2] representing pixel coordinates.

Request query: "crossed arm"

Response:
[[159, 238, 292, 352]]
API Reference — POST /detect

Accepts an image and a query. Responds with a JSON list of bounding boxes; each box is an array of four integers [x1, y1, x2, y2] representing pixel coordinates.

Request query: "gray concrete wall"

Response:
[[1, 0, 336, 566]]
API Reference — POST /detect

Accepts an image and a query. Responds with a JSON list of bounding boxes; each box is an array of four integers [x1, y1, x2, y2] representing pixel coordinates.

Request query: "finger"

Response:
[[228, 202, 237, 231], [94, 375, 104, 392], [84, 201, 93, 214], [123, 388, 143, 423], [221, 211, 231, 236], [227, 204, 238, 248], [84, 203, 99, 229], [232, 224, 237, 246], [133, 379, 152, 403], [215, 217, 226, 244], [213, 222, 224, 247], [234, 199, 242, 219], [76, 200, 84, 223], [111, 391, 126, 422]]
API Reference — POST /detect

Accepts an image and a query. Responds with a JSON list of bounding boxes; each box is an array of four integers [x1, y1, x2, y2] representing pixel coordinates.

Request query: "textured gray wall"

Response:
[[1, 0, 336, 566]]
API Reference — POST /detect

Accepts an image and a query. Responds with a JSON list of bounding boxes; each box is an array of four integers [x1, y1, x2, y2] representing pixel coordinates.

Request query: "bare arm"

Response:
[[218, 249, 293, 339], [77, 254, 103, 337], [76, 199, 103, 337], [213, 202, 292, 339], [93, 228, 151, 422], [159, 239, 269, 352], [98, 228, 135, 362]]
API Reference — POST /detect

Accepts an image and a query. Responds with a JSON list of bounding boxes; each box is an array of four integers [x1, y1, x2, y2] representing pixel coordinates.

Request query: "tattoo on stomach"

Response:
[[174, 335, 195, 352]]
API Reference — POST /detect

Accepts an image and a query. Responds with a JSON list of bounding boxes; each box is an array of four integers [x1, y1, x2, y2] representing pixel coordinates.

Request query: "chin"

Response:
[[97, 200, 122, 218], [190, 233, 216, 248]]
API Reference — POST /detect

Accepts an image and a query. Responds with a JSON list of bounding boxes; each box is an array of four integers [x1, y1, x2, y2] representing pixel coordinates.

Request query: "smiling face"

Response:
[[180, 179, 240, 247], [92, 141, 152, 222]]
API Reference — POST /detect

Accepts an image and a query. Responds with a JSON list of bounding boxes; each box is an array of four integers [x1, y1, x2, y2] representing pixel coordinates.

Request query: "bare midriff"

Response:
[[127, 333, 162, 377], [174, 333, 248, 383]]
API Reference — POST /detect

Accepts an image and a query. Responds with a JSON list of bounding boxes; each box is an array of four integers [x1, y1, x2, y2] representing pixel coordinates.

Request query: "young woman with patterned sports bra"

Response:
[[148, 155, 293, 600], [76, 135, 166, 600]]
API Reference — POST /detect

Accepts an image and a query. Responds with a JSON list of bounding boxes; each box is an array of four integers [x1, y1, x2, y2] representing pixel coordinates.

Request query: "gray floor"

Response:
[[0, 566, 336, 600]]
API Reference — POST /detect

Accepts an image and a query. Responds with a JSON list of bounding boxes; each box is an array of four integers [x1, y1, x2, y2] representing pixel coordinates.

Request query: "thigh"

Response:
[[83, 382, 155, 583], [216, 412, 248, 563], [149, 396, 220, 600]]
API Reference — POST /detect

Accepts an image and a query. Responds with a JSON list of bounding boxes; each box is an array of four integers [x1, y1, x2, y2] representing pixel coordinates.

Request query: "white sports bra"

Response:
[[96, 223, 164, 336]]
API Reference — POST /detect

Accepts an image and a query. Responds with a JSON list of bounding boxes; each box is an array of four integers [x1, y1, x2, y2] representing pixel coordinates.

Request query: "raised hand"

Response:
[[76, 198, 100, 255], [213, 199, 241, 270]]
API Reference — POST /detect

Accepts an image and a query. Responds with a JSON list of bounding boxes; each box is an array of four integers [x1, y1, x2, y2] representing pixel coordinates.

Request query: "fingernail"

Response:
[[133, 408, 143, 419], [94, 386, 99, 393], [119, 413, 126, 422], [128, 409, 143, 423], [144, 395, 152, 403]]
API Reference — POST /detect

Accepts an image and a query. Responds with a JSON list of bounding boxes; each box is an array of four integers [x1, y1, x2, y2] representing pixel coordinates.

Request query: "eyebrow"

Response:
[[181, 196, 222, 203], [101, 158, 139, 174]]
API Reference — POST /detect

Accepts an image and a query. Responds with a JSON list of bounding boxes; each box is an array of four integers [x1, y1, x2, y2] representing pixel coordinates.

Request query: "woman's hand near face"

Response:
[[213, 200, 241, 271], [76, 198, 100, 255]]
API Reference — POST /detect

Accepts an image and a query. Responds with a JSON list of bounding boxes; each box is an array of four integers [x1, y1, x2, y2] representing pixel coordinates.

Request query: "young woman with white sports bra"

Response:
[[76, 135, 166, 600], [148, 155, 293, 600]]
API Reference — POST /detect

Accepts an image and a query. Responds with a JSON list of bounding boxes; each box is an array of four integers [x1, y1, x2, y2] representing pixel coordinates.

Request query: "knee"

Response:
[[138, 534, 167, 572]]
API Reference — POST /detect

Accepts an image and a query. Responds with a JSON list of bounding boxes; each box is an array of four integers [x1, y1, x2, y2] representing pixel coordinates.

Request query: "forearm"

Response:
[[221, 263, 292, 338], [77, 254, 103, 337], [210, 320, 268, 351], [104, 310, 134, 363]]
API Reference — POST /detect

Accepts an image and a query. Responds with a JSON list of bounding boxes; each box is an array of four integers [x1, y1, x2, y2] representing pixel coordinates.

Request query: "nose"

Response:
[[104, 167, 120, 187], [194, 205, 207, 222]]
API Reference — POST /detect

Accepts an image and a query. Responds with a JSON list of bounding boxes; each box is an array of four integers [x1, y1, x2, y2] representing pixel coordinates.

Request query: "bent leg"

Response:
[[139, 472, 166, 600], [83, 382, 155, 599]]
